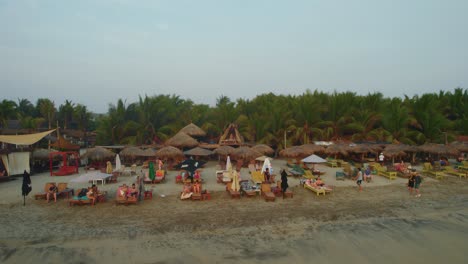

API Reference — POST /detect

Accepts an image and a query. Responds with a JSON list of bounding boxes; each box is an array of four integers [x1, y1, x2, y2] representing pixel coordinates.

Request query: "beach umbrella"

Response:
[[226, 155, 233, 172], [214, 145, 235, 156], [120, 146, 145, 159], [301, 154, 326, 170], [21, 170, 32, 206], [255, 155, 271, 162], [301, 154, 327, 163], [261, 157, 273, 174], [179, 123, 206, 137], [325, 144, 349, 158], [450, 141, 468, 152], [81, 147, 115, 161], [115, 154, 122, 171], [148, 161, 155, 181], [166, 132, 199, 148], [300, 144, 325, 155], [231, 146, 262, 161], [418, 143, 459, 157], [279, 146, 307, 159], [141, 148, 157, 157], [174, 159, 206, 174], [184, 146, 214, 156], [252, 144, 275, 155], [155, 146, 184, 160]]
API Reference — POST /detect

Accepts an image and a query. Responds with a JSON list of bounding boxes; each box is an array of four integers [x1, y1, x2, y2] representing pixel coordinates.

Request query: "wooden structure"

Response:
[[49, 151, 80, 176], [219, 124, 243, 146]]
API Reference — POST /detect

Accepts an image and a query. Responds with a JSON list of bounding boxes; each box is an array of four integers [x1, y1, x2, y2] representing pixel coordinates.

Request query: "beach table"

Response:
[[70, 171, 113, 186]]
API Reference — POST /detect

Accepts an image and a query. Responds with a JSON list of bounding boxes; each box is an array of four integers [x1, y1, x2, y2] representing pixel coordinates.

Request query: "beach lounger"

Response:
[[422, 163, 447, 180], [444, 167, 466, 179], [57, 182, 74, 199], [260, 183, 275, 202], [336, 171, 346, 181], [226, 182, 241, 199], [115, 186, 138, 205], [34, 182, 56, 200], [303, 184, 326, 196]]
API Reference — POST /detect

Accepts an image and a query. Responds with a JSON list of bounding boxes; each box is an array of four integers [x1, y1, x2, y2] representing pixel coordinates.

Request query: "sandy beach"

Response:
[[0, 159, 467, 264]]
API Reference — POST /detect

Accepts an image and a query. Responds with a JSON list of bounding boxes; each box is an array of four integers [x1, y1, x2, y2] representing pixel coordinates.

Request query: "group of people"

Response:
[[180, 181, 202, 200], [119, 183, 140, 200], [407, 169, 423, 197]]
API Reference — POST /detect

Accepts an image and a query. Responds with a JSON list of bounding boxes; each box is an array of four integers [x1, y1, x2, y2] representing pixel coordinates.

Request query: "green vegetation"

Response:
[[1, 88, 466, 148]]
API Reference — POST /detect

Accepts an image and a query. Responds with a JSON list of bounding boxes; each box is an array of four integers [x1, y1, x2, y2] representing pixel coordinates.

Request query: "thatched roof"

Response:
[[184, 146, 214, 156], [155, 146, 184, 159], [231, 146, 262, 161], [300, 144, 325, 155], [213, 145, 235, 156], [324, 144, 349, 156], [279, 146, 307, 158], [252, 144, 274, 155], [82, 147, 115, 161], [32, 148, 57, 160], [418, 143, 459, 156], [166, 132, 199, 148], [119, 146, 145, 158], [179, 123, 206, 137]]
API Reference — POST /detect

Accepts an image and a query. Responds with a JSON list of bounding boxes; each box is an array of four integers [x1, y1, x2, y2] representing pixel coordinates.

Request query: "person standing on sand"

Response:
[[355, 167, 363, 191], [379, 153, 385, 166], [408, 169, 416, 195], [413, 171, 422, 197], [280, 169, 288, 198]]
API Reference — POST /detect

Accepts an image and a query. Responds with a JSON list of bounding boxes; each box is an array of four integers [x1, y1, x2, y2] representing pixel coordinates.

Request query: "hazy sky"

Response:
[[1, 0, 467, 113]]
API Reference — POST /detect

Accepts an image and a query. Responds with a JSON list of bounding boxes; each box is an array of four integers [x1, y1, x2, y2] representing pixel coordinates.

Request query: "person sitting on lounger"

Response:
[[128, 183, 138, 198], [193, 171, 201, 182], [86, 187, 96, 205], [180, 183, 193, 200], [46, 183, 58, 203], [315, 177, 324, 187], [193, 181, 201, 194], [119, 184, 128, 200]]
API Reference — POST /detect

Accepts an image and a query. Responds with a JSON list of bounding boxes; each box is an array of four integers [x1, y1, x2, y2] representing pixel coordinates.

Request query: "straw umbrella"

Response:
[[179, 123, 206, 137], [324, 144, 349, 159], [252, 144, 275, 155], [214, 145, 235, 156], [231, 146, 262, 161], [450, 142, 468, 153], [81, 147, 116, 161], [166, 132, 199, 149], [155, 146, 184, 160], [184, 146, 214, 156], [348, 144, 378, 161], [279, 146, 307, 159], [382, 144, 409, 164], [418, 143, 459, 157], [300, 144, 325, 155], [141, 148, 157, 157], [120, 146, 145, 159]]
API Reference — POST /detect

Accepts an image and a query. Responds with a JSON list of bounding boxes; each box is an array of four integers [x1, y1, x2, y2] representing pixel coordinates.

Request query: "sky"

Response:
[[1, 0, 467, 113]]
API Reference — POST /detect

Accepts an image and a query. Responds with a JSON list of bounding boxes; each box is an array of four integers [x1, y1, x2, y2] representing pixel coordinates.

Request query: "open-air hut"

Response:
[[219, 124, 243, 146], [166, 132, 199, 149], [179, 123, 206, 137]]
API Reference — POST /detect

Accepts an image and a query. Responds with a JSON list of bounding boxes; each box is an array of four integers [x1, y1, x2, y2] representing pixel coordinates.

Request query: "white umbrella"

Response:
[[261, 158, 273, 174], [115, 154, 122, 171], [226, 155, 233, 172], [301, 154, 326, 163]]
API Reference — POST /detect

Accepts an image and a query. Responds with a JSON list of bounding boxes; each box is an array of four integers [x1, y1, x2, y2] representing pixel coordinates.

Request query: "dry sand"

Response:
[[0, 159, 467, 264]]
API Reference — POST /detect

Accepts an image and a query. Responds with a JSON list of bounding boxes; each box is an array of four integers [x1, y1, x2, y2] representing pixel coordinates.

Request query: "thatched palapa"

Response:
[[82, 147, 115, 161], [179, 123, 206, 137], [166, 132, 199, 148], [252, 144, 274, 155]]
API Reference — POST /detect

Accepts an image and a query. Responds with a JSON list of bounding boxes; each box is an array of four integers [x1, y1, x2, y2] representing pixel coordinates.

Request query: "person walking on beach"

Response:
[[280, 169, 289, 199], [379, 153, 385, 166], [355, 167, 363, 191], [413, 171, 422, 197]]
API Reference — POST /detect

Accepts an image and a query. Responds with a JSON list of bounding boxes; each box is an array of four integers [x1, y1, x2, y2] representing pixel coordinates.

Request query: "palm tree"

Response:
[[0, 99, 17, 128], [36, 99, 56, 130], [58, 100, 75, 129]]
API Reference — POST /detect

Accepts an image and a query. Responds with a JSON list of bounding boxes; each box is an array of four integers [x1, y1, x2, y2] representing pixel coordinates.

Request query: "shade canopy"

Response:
[[301, 154, 327, 163], [179, 123, 206, 137], [231, 146, 262, 161], [252, 144, 275, 155], [166, 132, 199, 148], [155, 146, 184, 160], [214, 145, 235, 156], [184, 146, 213, 156], [174, 159, 206, 173], [81, 147, 115, 161]]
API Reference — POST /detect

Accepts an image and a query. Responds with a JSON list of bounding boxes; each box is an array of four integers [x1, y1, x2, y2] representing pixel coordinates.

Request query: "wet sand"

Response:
[[0, 160, 467, 263]]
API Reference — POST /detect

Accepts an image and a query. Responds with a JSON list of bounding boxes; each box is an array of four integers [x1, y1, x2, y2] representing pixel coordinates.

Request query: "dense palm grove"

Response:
[[0, 88, 467, 149]]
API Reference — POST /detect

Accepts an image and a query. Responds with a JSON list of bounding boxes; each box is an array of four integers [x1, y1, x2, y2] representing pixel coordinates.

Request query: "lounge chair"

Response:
[[303, 170, 316, 179], [326, 159, 338, 168], [304, 183, 326, 196], [34, 182, 56, 200], [226, 182, 241, 199], [444, 167, 467, 179], [57, 182, 74, 199], [153, 170, 166, 183], [260, 183, 275, 202], [422, 163, 447, 180], [115, 186, 138, 205], [251, 171, 264, 184], [336, 171, 346, 181], [191, 184, 203, 201]]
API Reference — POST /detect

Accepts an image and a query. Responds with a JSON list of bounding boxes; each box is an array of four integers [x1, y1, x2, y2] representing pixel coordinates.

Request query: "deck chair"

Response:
[[57, 183, 74, 199], [422, 162, 447, 180], [226, 182, 241, 199], [251, 171, 264, 184], [68, 189, 94, 206], [115, 186, 138, 205], [191, 183, 203, 201], [260, 183, 275, 202], [303, 170, 316, 179], [34, 182, 56, 200], [444, 167, 467, 179], [153, 170, 166, 183], [303, 184, 326, 196]]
